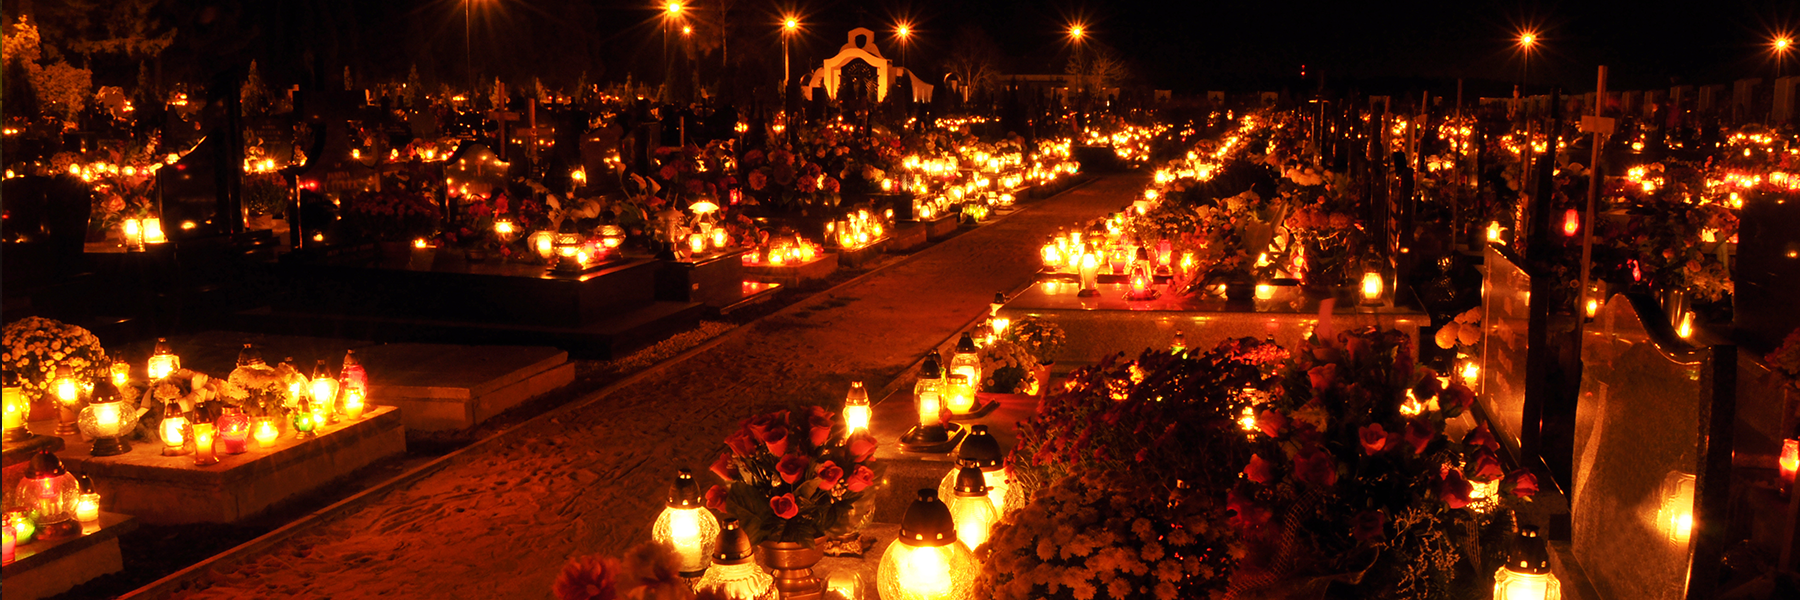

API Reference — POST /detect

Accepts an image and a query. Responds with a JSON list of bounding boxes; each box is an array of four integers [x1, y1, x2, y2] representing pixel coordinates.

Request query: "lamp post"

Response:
[[665, 2, 684, 103], [466, 0, 475, 99], [1069, 24, 1087, 133], [783, 17, 799, 93]]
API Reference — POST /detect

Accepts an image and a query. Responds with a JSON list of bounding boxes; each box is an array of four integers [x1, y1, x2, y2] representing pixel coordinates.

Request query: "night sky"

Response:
[[8, 0, 1797, 99]]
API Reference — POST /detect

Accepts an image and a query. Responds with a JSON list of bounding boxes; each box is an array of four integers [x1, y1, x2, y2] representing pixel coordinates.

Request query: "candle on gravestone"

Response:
[[945, 373, 975, 414], [343, 388, 367, 420], [918, 391, 943, 428], [75, 493, 99, 523], [254, 417, 280, 449], [193, 422, 220, 466]]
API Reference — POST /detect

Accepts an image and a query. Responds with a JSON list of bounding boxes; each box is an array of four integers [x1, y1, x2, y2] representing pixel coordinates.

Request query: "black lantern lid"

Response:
[[75, 472, 96, 494], [953, 463, 988, 496], [993, 292, 1007, 305], [899, 489, 958, 547], [89, 379, 123, 404], [666, 468, 702, 509], [152, 337, 173, 356], [955, 332, 978, 354], [237, 344, 265, 367], [920, 352, 943, 378], [846, 381, 868, 403], [26, 449, 67, 479], [3, 368, 20, 388], [713, 518, 755, 565], [957, 425, 1003, 469], [312, 359, 332, 379], [1136, 247, 1150, 260], [343, 349, 361, 367], [1506, 525, 1552, 575]]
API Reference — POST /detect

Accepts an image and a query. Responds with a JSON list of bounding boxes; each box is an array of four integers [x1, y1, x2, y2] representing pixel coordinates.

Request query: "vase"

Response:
[[757, 538, 826, 600]]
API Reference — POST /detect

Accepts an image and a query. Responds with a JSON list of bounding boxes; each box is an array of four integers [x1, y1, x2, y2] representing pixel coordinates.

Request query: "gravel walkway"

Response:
[[169, 173, 1147, 600]]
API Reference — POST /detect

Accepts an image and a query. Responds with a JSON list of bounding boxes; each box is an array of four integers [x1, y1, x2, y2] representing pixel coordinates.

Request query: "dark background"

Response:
[[6, 0, 1797, 99]]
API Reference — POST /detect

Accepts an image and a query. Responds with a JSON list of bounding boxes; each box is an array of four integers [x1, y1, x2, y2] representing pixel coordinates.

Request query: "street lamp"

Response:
[[664, 2, 686, 102], [1069, 23, 1089, 134], [895, 22, 912, 72], [783, 17, 800, 90], [1775, 35, 1793, 80], [1517, 30, 1538, 90]]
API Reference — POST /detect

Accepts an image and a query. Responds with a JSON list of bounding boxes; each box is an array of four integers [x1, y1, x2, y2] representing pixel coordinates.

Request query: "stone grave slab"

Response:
[[838, 239, 888, 268], [656, 249, 750, 308], [31, 406, 403, 524], [745, 253, 838, 286], [0, 512, 136, 600], [358, 343, 574, 432], [923, 214, 960, 240], [997, 281, 1424, 369], [887, 222, 930, 252]]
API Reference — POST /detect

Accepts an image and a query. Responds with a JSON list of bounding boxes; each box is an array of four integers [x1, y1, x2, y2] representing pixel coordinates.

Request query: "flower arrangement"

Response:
[[554, 542, 721, 600], [708, 407, 881, 546], [2, 316, 109, 397], [981, 470, 1232, 600], [224, 360, 304, 419], [979, 340, 1040, 395], [1005, 317, 1066, 365], [1767, 327, 1800, 390], [344, 186, 440, 242]]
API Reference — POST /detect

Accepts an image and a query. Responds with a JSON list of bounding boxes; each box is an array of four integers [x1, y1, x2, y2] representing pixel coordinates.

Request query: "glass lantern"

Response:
[[1126, 247, 1157, 300], [843, 382, 871, 434], [1077, 249, 1101, 297], [946, 464, 998, 552], [911, 353, 947, 443], [310, 360, 340, 426], [110, 360, 131, 389], [340, 350, 368, 399], [1493, 525, 1562, 600], [693, 518, 775, 600], [192, 419, 221, 466], [1361, 270, 1384, 304], [948, 333, 981, 404], [73, 474, 100, 523], [552, 230, 585, 273], [599, 224, 626, 250], [936, 425, 1010, 513], [17, 450, 81, 541], [531, 230, 557, 262], [147, 337, 180, 381], [1657, 472, 1697, 546], [877, 490, 977, 600], [652, 469, 721, 577], [53, 366, 83, 435], [3, 369, 29, 442], [77, 380, 136, 456], [253, 415, 282, 449], [217, 406, 251, 455], [160, 399, 191, 455]]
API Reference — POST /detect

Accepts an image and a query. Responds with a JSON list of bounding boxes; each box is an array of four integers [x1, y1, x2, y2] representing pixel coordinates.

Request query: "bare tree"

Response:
[[1065, 44, 1126, 99], [945, 26, 1001, 102]]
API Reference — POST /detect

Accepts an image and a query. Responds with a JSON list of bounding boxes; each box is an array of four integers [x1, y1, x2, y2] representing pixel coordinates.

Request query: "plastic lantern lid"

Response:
[[899, 489, 957, 547], [953, 464, 988, 496], [88, 379, 123, 404], [4, 368, 19, 388], [153, 337, 173, 356], [236, 344, 265, 367], [957, 425, 1003, 469], [667, 468, 702, 509], [714, 518, 755, 565], [1507, 525, 1552, 574], [919, 353, 943, 378], [75, 473, 96, 494], [994, 292, 1007, 304], [26, 449, 68, 479], [343, 349, 361, 367], [955, 332, 978, 354], [1136, 247, 1150, 260], [846, 382, 868, 403]]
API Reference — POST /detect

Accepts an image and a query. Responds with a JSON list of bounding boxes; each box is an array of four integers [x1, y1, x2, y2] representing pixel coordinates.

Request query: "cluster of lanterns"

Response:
[[829, 209, 889, 250], [742, 235, 823, 266], [524, 222, 627, 274]]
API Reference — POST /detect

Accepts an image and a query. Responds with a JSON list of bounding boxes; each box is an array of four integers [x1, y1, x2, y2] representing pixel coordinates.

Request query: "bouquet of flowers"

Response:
[[2, 316, 108, 397], [344, 186, 440, 242], [981, 470, 1233, 600], [1767, 327, 1800, 390], [1005, 317, 1066, 366], [979, 340, 1040, 395], [707, 407, 881, 545]]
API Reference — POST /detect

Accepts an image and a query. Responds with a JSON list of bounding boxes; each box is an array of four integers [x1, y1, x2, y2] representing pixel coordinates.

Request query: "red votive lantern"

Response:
[[217, 406, 251, 455], [1780, 438, 1799, 494]]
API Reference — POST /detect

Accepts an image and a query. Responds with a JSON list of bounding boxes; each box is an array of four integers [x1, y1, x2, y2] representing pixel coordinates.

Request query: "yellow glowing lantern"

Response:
[[943, 373, 975, 415], [52, 366, 82, 436], [1041, 243, 1062, 267], [342, 388, 367, 420], [122, 218, 144, 249], [1658, 472, 1696, 546], [159, 399, 190, 455], [1361, 271, 1384, 302], [494, 218, 517, 241], [913, 353, 947, 436], [77, 381, 135, 456], [1487, 221, 1503, 244], [991, 317, 1010, 339], [253, 417, 280, 449], [310, 360, 340, 425], [1077, 251, 1100, 297], [710, 227, 729, 249], [147, 337, 180, 381], [877, 490, 978, 600], [693, 518, 774, 600], [1677, 311, 1695, 339], [947, 464, 999, 551], [143, 217, 167, 243], [1778, 438, 1798, 493], [688, 232, 707, 255], [74, 478, 100, 524], [3, 370, 28, 441], [192, 420, 220, 466], [652, 469, 722, 577], [936, 425, 1010, 513], [948, 333, 981, 405], [110, 360, 130, 389], [1255, 283, 1275, 300], [844, 381, 871, 434], [1493, 526, 1562, 600], [531, 231, 557, 261], [1460, 360, 1480, 387]]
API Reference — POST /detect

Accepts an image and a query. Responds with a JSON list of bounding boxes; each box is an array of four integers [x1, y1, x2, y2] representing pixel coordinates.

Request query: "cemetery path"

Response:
[[170, 173, 1148, 600]]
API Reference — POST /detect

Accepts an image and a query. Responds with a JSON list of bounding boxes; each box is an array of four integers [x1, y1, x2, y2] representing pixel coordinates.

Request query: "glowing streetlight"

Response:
[[1775, 35, 1794, 79], [782, 16, 801, 88], [895, 22, 913, 72], [1516, 30, 1539, 88], [663, 2, 687, 101], [1069, 24, 1085, 41], [683, 25, 692, 35], [666, 1, 682, 15]]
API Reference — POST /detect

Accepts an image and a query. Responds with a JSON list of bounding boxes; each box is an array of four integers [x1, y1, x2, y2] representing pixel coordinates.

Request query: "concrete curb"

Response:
[[117, 173, 1104, 600]]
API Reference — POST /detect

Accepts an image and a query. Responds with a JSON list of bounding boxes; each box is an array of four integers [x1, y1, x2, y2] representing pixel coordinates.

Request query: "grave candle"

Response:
[[147, 338, 179, 381], [3, 516, 13, 563], [1078, 251, 1100, 297], [160, 400, 189, 455], [1781, 438, 1799, 494], [917, 391, 943, 428], [343, 388, 367, 420], [54, 366, 81, 435], [843, 382, 871, 434], [217, 407, 250, 454], [75, 493, 100, 523], [110, 360, 131, 389], [3, 371, 27, 441], [689, 232, 707, 255], [253, 417, 280, 448], [943, 374, 975, 415], [143, 218, 166, 243], [1361, 271, 1384, 302], [192, 422, 220, 466]]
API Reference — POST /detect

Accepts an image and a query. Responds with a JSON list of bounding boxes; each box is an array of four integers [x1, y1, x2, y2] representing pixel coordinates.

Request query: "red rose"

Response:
[[1243, 454, 1273, 484], [1404, 418, 1435, 455], [1226, 488, 1271, 530], [1351, 509, 1386, 542], [1344, 336, 1372, 362], [846, 430, 878, 463], [1507, 471, 1539, 498], [1437, 468, 1473, 509], [1442, 382, 1476, 411], [824, 177, 840, 193], [845, 465, 876, 492], [704, 485, 727, 512], [770, 493, 799, 519], [776, 454, 810, 485], [815, 461, 844, 491], [744, 149, 765, 166], [659, 164, 679, 181], [1470, 449, 1505, 481], [724, 429, 759, 457], [1359, 422, 1388, 455], [1462, 422, 1499, 451], [763, 427, 790, 456], [808, 406, 833, 447], [797, 175, 818, 194], [1292, 446, 1338, 487], [1307, 364, 1340, 391], [1256, 408, 1289, 437], [747, 412, 789, 441], [709, 449, 738, 481]]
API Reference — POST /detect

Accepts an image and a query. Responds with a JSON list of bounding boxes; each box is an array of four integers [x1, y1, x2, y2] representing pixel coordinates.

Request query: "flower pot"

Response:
[[757, 539, 826, 600]]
